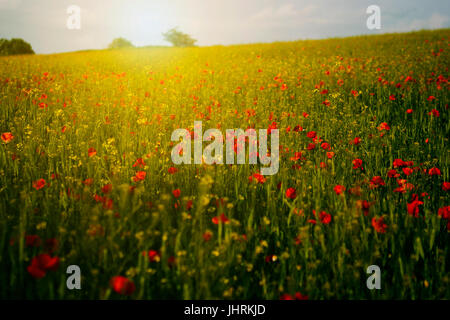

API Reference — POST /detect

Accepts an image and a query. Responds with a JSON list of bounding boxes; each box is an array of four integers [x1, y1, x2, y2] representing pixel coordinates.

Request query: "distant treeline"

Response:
[[0, 38, 35, 56]]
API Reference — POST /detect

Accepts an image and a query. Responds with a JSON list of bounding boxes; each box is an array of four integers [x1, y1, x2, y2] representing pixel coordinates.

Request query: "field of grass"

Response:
[[0, 29, 449, 299]]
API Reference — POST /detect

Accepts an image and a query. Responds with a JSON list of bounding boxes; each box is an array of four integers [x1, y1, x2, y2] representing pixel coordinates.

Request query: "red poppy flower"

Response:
[[372, 216, 387, 233], [393, 159, 407, 168], [27, 254, 60, 279], [88, 147, 97, 157], [307, 143, 316, 150], [101, 183, 112, 194], [321, 142, 330, 150], [186, 199, 193, 210], [82, 178, 93, 186], [249, 172, 266, 184], [442, 182, 450, 191], [168, 166, 178, 174], [27, 264, 46, 279], [351, 137, 361, 145], [402, 167, 413, 176], [172, 188, 181, 198], [203, 231, 213, 241], [377, 122, 390, 131], [110, 276, 135, 295], [133, 171, 146, 182], [142, 250, 160, 262], [319, 211, 332, 224], [289, 151, 302, 161], [285, 188, 297, 200], [326, 152, 335, 159], [387, 169, 400, 178], [149, 250, 160, 262], [370, 176, 385, 188], [393, 179, 414, 193], [438, 206, 449, 220], [212, 213, 229, 224], [1, 132, 14, 143], [428, 109, 439, 117], [295, 292, 309, 300], [334, 185, 346, 195], [352, 159, 363, 170], [93, 194, 113, 210], [33, 179, 46, 190], [438, 206, 450, 219], [267, 122, 278, 134], [306, 131, 316, 139], [407, 194, 423, 218], [132, 158, 146, 168], [428, 167, 441, 176], [280, 293, 294, 300]]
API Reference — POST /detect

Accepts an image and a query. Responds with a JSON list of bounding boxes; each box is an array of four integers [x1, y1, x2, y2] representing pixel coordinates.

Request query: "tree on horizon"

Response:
[[0, 38, 34, 56], [162, 27, 197, 47], [108, 37, 134, 49]]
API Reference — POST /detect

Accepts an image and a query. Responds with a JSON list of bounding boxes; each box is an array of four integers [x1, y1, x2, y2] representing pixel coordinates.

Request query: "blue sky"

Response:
[[0, 0, 449, 53]]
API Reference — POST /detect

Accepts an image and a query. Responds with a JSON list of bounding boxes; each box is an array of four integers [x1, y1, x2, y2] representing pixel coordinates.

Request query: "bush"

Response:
[[108, 38, 134, 49], [0, 38, 35, 56]]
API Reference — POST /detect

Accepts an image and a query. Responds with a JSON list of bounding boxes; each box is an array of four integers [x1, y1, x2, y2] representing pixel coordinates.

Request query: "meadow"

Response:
[[0, 29, 449, 299]]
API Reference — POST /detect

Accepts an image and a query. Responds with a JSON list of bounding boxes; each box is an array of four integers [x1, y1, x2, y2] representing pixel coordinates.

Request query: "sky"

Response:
[[0, 0, 449, 54]]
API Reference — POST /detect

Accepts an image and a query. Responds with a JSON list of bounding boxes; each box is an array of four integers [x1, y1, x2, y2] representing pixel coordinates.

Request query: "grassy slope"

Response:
[[0, 29, 449, 299]]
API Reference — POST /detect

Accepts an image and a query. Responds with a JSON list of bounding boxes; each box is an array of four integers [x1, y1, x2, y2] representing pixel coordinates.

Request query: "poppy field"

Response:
[[0, 29, 449, 299]]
